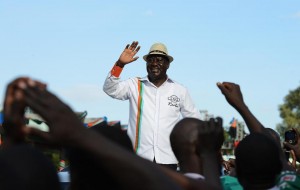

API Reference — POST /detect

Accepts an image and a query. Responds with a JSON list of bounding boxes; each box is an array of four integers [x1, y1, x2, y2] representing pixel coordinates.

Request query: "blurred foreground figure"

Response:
[[217, 82, 300, 189], [2, 77, 182, 190], [235, 133, 282, 189], [170, 117, 243, 190], [0, 77, 60, 190]]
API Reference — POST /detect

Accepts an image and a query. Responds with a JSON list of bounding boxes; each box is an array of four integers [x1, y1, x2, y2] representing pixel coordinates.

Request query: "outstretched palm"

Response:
[[118, 41, 141, 65]]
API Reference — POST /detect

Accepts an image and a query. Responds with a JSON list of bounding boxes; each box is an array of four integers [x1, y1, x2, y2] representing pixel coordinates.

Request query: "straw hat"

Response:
[[143, 43, 174, 63]]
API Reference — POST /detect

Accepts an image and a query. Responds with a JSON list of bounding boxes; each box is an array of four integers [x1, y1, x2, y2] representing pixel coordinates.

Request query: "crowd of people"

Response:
[[0, 41, 300, 190]]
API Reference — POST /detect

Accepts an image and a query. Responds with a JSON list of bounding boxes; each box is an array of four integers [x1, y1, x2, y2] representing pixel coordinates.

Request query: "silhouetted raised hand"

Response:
[[217, 82, 264, 133]]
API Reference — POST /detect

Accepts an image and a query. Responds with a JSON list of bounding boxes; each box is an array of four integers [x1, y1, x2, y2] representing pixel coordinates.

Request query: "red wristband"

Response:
[[111, 64, 123, 77]]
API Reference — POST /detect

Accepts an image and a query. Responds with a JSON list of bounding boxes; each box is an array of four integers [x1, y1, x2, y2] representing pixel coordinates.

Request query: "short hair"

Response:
[[235, 133, 282, 189], [264, 128, 281, 148], [170, 117, 224, 164], [68, 125, 134, 190], [170, 118, 202, 162], [0, 144, 60, 190]]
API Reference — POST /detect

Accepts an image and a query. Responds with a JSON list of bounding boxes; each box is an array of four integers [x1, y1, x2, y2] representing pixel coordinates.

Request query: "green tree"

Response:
[[276, 85, 300, 137]]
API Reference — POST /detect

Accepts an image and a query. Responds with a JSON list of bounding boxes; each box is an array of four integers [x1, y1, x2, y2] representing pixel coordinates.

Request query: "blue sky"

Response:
[[1, 0, 299, 131]]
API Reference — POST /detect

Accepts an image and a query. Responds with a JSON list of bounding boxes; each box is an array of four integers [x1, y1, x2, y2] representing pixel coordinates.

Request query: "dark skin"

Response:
[[7, 77, 182, 190], [2, 77, 29, 145], [146, 55, 170, 87], [115, 41, 170, 87], [284, 128, 300, 164], [217, 82, 295, 172], [6, 77, 223, 190], [2, 77, 46, 147], [115, 41, 140, 68], [196, 117, 224, 189], [170, 119, 202, 174], [217, 82, 264, 134], [170, 117, 224, 190], [222, 158, 236, 176]]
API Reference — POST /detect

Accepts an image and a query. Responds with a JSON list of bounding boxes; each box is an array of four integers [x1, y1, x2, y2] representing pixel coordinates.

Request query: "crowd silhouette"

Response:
[[0, 69, 300, 189]]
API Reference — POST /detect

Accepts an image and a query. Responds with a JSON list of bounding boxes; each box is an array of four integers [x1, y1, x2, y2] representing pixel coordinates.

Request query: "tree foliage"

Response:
[[276, 85, 300, 137]]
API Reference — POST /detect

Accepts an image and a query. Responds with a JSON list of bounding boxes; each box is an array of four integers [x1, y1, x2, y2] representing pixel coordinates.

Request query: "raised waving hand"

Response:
[[116, 41, 141, 67]]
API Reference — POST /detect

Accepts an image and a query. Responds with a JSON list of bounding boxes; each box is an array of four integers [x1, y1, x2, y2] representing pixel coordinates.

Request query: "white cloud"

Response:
[[58, 83, 105, 103], [145, 10, 154, 16], [294, 11, 300, 18], [56, 83, 129, 122], [291, 11, 300, 18]]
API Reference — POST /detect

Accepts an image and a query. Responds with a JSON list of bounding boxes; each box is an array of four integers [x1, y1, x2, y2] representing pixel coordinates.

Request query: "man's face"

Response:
[[146, 55, 170, 81]]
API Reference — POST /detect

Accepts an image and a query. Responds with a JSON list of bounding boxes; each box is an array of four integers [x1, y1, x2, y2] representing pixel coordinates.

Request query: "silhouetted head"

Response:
[[170, 117, 224, 174], [170, 118, 202, 164], [0, 144, 60, 190], [68, 125, 134, 190], [235, 133, 282, 190], [264, 128, 281, 148], [90, 124, 133, 152]]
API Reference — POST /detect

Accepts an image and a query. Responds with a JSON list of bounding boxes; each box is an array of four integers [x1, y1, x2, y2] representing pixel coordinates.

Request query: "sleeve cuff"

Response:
[[110, 64, 123, 77]]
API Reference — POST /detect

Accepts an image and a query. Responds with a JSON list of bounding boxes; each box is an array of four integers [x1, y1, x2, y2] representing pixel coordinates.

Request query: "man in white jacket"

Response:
[[103, 41, 201, 170]]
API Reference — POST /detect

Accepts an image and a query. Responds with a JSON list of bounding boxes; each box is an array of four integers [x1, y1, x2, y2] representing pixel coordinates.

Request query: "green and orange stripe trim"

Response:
[[134, 79, 144, 153]]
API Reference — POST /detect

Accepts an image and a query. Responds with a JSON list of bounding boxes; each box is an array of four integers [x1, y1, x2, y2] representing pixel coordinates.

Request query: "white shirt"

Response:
[[103, 74, 201, 164], [268, 186, 280, 190], [184, 173, 205, 180], [57, 171, 70, 183]]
